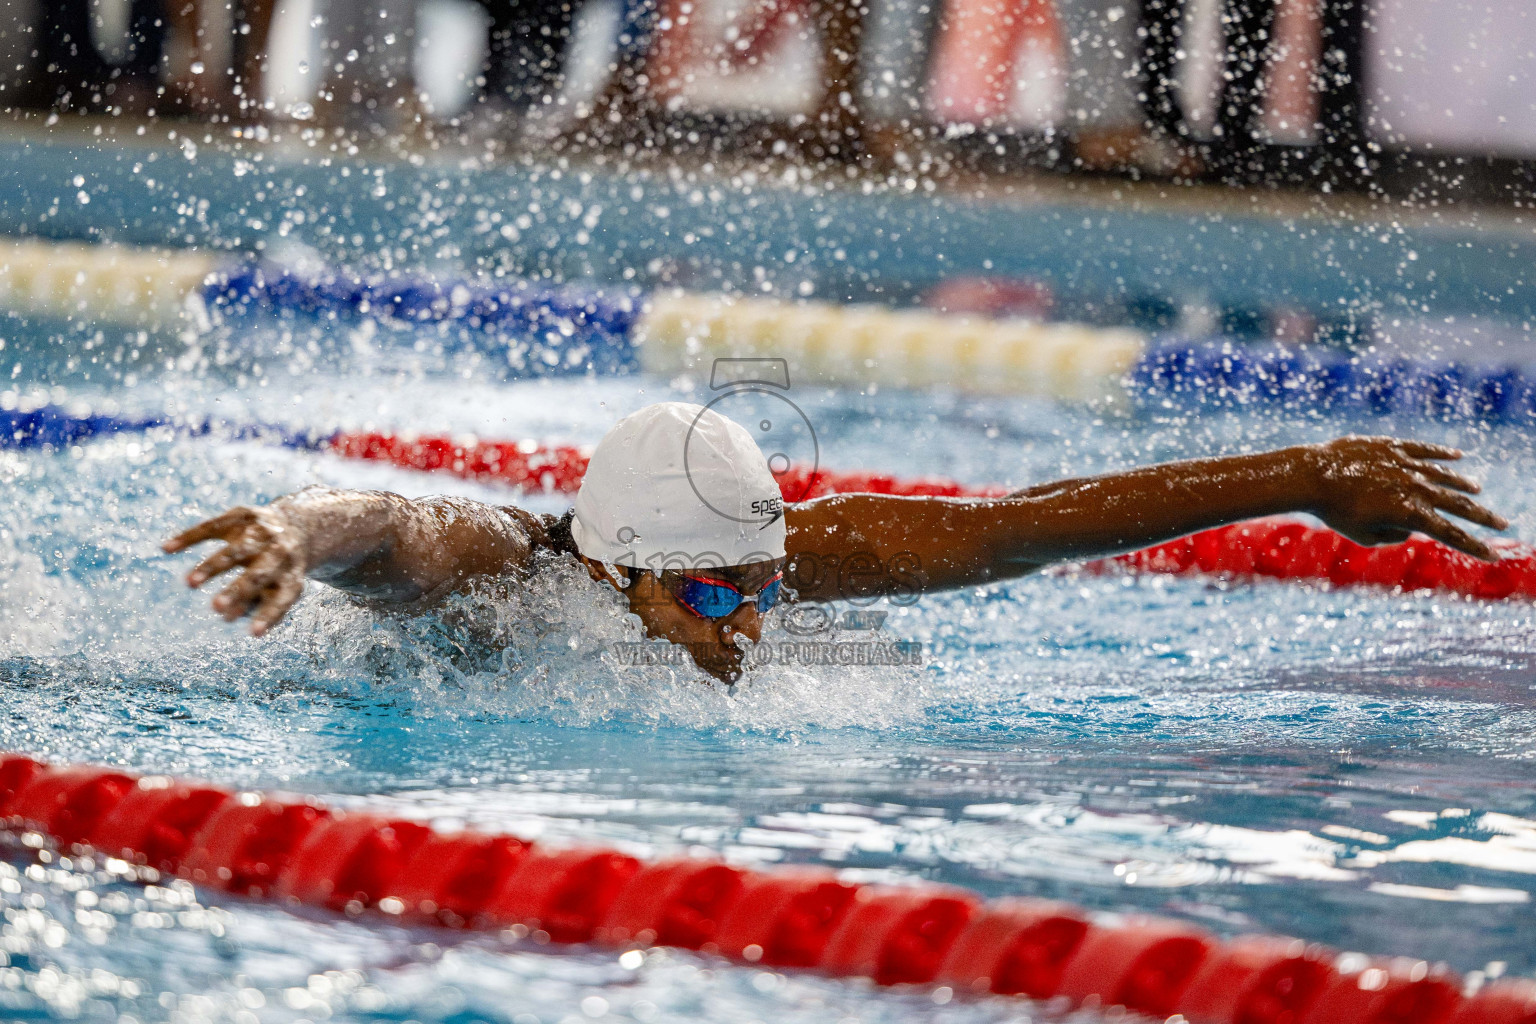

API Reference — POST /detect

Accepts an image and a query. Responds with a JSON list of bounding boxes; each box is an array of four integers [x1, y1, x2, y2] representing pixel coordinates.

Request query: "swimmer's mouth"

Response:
[[704, 659, 745, 684], [695, 647, 747, 684]]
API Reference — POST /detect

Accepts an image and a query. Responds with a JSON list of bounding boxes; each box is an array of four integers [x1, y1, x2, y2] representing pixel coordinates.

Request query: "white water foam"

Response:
[[219, 556, 932, 735]]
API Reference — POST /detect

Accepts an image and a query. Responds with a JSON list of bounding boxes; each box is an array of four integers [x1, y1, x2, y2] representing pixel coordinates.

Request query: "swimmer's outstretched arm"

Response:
[[782, 436, 1509, 601], [163, 487, 549, 635]]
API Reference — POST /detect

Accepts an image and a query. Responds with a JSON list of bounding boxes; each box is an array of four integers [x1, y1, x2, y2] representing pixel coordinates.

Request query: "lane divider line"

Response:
[[4, 406, 1531, 603], [6, 237, 1536, 416], [1133, 342, 1536, 422], [0, 238, 217, 329], [635, 290, 1144, 400], [2, 753, 1530, 1022], [1100, 516, 1536, 602]]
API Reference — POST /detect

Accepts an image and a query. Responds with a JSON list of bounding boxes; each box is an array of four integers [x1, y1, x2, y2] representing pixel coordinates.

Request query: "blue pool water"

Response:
[[4, 118, 1536, 1021], [3, 296, 1536, 1023]]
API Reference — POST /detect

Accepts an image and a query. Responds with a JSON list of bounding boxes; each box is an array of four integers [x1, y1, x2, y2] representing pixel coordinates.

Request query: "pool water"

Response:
[[3, 307, 1536, 1023]]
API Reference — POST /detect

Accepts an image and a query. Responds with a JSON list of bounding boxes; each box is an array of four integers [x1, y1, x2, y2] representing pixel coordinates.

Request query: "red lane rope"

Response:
[[330, 432, 1536, 602], [327, 432, 1002, 500], [1101, 517, 1536, 602], [329, 432, 595, 495], [4, 753, 1530, 1022]]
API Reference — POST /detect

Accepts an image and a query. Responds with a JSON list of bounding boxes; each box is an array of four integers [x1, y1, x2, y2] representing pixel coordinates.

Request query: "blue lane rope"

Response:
[[1130, 340, 1536, 422], [0, 233, 1527, 413], [0, 405, 333, 452], [11, 346, 1536, 457], [0, 406, 169, 449], [14, 341, 1536, 458], [202, 263, 641, 377], [7, 233, 1535, 423], [192, 259, 1536, 417]]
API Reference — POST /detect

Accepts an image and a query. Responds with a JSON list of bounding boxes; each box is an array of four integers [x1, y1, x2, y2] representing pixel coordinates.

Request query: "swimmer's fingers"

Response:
[[1406, 507, 1497, 562], [187, 539, 262, 588], [1395, 440, 1464, 461], [210, 549, 292, 623], [211, 574, 259, 623], [250, 577, 304, 637], [163, 507, 256, 553], [1408, 459, 1482, 494], [1426, 487, 1509, 532]]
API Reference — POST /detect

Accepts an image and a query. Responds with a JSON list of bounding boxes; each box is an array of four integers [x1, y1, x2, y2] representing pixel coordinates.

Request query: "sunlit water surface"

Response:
[[2, 311, 1536, 1023]]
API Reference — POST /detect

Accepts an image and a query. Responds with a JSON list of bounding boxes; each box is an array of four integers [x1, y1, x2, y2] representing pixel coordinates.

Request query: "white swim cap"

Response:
[[570, 402, 788, 570]]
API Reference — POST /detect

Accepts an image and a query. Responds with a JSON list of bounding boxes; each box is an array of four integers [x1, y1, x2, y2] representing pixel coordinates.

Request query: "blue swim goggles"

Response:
[[667, 571, 785, 619]]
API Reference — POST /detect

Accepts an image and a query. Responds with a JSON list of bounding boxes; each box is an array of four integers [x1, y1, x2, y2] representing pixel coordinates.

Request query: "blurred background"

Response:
[[2, 0, 1532, 197]]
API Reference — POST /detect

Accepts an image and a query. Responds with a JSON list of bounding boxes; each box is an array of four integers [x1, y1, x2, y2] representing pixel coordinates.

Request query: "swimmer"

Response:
[[164, 402, 1509, 681]]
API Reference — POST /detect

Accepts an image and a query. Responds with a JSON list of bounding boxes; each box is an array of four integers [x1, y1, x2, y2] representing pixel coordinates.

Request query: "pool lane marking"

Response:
[[0, 752, 1528, 1021], [6, 236, 1536, 417]]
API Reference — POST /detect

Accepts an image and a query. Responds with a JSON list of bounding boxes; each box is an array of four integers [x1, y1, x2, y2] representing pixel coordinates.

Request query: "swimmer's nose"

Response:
[[702, 629, 747, 683], [720, 605, 762, 644]]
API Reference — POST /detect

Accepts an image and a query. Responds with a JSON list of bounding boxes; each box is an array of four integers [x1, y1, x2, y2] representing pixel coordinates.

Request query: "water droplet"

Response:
[[189, 61, 204, 75]]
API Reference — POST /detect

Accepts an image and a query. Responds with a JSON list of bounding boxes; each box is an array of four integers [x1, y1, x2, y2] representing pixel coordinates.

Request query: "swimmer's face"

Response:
[[584, 557, 784, 682]]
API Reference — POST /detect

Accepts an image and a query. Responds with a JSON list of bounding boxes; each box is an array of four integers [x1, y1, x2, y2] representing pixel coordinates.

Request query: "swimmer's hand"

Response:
[[1303, 436, 1508, 561], [163, 504, 310, 636], [164, 487, 545, 636]]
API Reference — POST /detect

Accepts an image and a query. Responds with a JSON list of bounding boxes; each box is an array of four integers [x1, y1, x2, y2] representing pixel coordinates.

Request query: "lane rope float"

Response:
[[5, 404, 1532, 603], [633, 289, 1144, 400], [1100, 517, 1536, 602], [5, 237, 1536, 416], [205, 260, 640, 378], [1, 753, 1530, 1023], [1133, 341, 1536, 422]]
